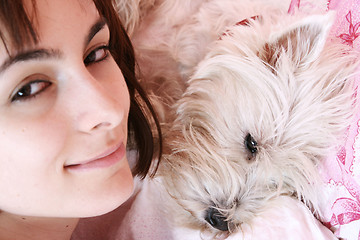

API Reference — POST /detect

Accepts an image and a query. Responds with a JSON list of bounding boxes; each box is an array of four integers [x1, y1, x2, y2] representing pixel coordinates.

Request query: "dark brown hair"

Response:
[[0, 0, 162, 178]]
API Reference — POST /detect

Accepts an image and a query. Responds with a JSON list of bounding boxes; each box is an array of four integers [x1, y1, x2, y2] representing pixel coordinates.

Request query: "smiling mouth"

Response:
[[64, 142, 126, 171]]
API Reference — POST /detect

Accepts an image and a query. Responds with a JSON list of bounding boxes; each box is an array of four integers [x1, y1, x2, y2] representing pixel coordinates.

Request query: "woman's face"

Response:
[[0, 0, 133, 218]]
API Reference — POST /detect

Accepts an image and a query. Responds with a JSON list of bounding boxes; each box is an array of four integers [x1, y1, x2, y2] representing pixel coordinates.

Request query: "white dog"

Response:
[[116, 0, 360, 238]]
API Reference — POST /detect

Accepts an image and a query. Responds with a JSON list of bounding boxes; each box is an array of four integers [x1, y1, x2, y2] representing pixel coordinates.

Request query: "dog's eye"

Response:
[[245, 133, 258, 154]]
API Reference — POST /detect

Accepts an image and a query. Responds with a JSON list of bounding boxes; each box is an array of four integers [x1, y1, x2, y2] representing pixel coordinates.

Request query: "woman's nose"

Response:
[[65, 69, 129, 133]]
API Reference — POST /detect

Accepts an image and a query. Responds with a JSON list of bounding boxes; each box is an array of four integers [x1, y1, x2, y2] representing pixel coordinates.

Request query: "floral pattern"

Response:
[[339, 11, 360, 47], [290, 0, 360, 239]]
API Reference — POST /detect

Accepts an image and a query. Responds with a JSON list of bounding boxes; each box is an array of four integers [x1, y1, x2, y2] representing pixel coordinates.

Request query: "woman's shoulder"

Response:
[[72, 177, 174, 240]]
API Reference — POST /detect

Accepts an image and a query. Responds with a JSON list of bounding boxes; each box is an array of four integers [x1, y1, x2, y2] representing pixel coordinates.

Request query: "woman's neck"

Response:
[[0, 212, 79, 240]]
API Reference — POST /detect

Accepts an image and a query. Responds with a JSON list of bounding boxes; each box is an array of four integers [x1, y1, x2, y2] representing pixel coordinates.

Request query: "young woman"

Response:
[[0, 0, 161, 239]]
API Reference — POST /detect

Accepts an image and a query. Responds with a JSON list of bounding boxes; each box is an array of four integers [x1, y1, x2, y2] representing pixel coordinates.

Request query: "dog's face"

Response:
[[160, 13, 359, 237]]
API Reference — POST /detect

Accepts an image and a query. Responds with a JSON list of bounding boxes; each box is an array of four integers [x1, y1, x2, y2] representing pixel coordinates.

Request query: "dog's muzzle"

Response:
[[205, 207, 229, 231]]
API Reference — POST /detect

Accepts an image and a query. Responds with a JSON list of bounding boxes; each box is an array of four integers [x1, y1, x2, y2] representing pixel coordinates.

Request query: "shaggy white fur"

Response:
[[116, 0, 360, 238]]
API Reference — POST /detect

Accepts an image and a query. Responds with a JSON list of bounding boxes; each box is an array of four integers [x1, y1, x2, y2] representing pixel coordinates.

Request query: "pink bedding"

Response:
[[292, 0, 360, 239], [73, 178, 337, 240]]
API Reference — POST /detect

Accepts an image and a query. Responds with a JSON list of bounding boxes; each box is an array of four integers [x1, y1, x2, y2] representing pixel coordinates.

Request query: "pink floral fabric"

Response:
[[323, 1, 360, 238], [290, 0, 360, 239]]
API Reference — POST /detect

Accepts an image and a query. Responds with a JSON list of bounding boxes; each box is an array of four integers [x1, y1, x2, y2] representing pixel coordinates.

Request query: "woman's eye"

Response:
[[84, 45, 109, 66], [12, 80, 52, 102]]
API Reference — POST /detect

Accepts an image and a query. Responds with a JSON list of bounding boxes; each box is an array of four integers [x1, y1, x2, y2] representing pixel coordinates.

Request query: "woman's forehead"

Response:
[[0, 0, 99, 56], [0, 0, 101, 58], [27, 0, 99, 36]]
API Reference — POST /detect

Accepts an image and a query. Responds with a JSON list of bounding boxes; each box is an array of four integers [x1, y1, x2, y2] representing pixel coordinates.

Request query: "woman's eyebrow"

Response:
[[0, 49, 62, 75], [0, 18, 107, 75], [85, 18, 107, 47]]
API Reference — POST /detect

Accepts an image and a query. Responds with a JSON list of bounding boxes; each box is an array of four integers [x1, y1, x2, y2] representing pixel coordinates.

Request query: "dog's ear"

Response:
[[260, 13, 334, 69]]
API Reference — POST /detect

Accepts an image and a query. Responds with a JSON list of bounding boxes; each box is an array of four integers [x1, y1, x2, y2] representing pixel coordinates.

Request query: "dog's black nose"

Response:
[[205, 207, 229, 231]]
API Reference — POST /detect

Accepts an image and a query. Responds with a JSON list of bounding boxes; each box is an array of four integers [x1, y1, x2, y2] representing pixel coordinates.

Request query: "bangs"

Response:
[[0, 0, 38, 54]]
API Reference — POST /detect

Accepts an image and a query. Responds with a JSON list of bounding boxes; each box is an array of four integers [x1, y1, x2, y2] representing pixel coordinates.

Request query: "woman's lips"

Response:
[[65, 142, 126, 171]]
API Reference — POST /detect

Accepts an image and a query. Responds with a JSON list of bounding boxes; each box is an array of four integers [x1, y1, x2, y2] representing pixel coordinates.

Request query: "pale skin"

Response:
[[0, 0, 134, 239]]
